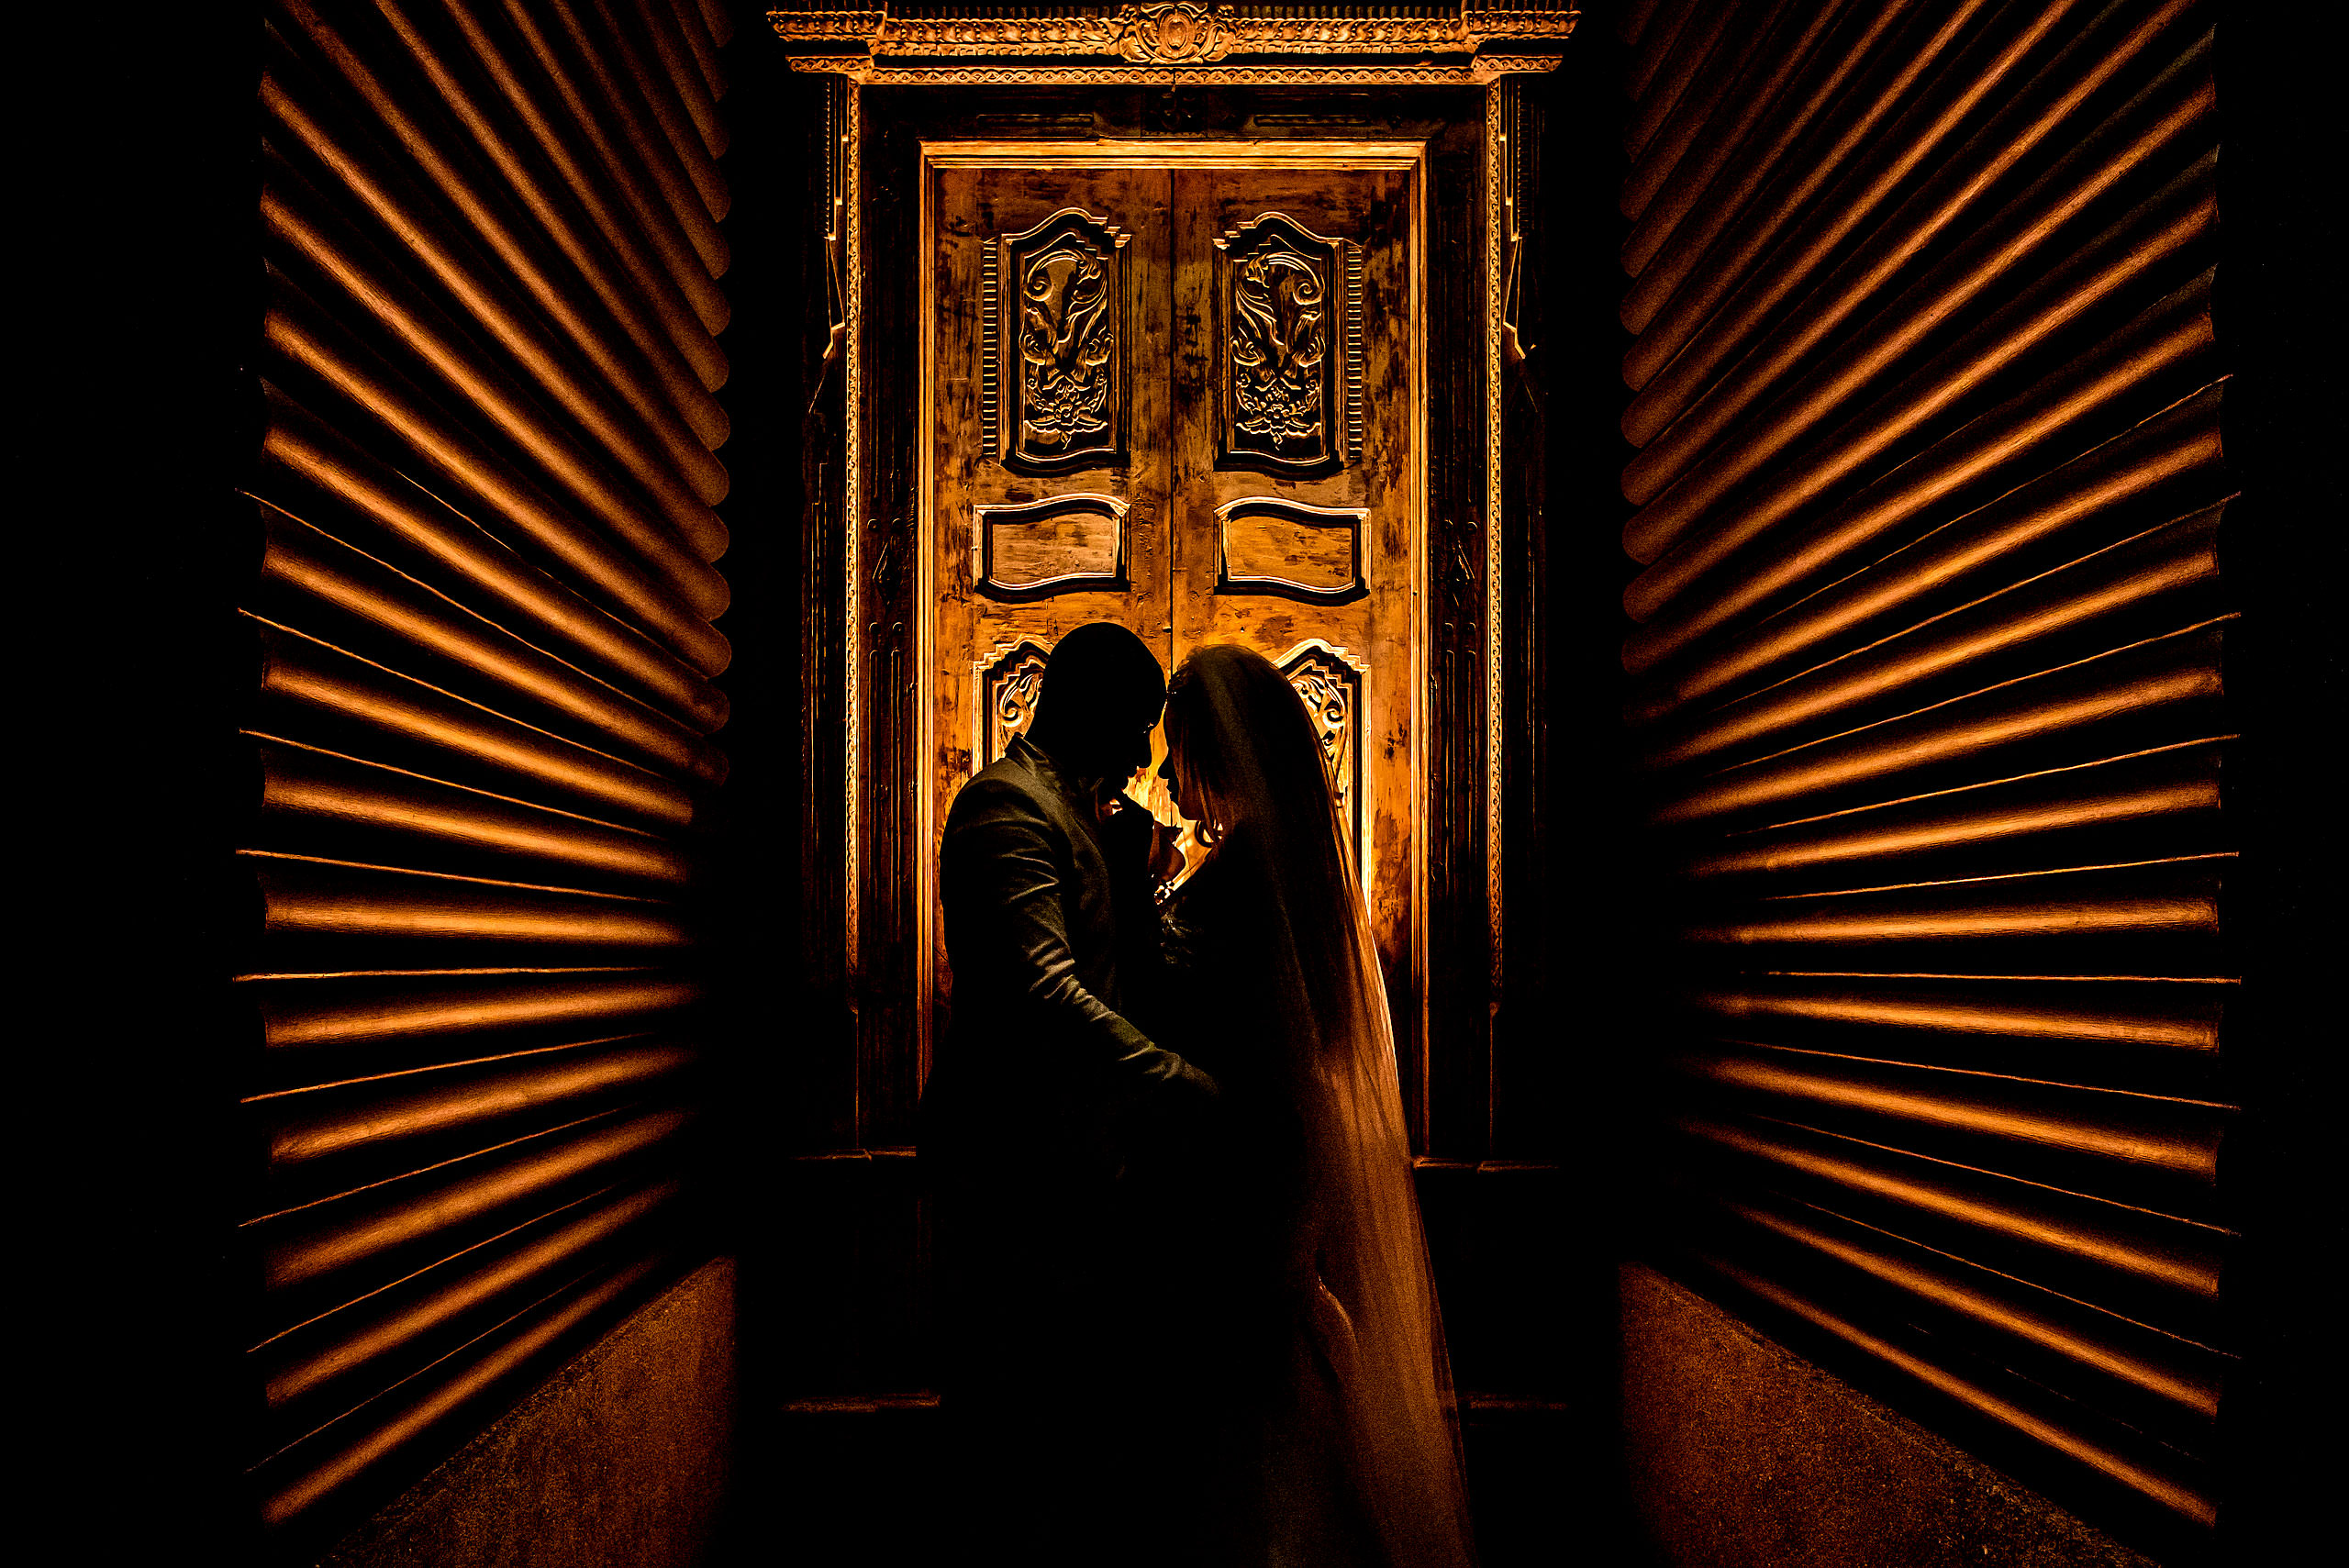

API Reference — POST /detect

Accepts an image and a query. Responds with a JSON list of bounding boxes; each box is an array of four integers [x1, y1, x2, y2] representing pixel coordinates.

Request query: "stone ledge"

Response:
[[1620, 1262, 2158, 1568], [322, 1256, 738, 1568]]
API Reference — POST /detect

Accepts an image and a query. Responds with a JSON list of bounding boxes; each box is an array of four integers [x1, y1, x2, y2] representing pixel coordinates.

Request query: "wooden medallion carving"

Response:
[[1114, 3, 1230, 62], [1277, 639, 1369, 877], [978, 639, 1054, 764], [974, 493, 1129, 598], [990, 207, 1130, 471], [1215, 213, 1360, 475], [1216, 496, 1367, 604]]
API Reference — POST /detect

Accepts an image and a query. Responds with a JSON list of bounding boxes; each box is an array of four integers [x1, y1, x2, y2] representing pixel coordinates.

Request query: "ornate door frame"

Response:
[[917, 139, 1431, 1095], [785, 17, 1567, 1159]]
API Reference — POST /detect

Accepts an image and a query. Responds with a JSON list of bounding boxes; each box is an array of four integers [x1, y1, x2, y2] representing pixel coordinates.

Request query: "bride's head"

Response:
[[1159, 643, 1344, 862]]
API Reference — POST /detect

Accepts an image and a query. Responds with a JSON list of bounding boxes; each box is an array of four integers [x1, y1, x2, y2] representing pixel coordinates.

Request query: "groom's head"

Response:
[[1028, 621, 1166, 784]]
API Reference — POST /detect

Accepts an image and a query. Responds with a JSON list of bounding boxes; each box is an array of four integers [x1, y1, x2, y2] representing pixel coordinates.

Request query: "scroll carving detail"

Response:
[[994, 208, 1130, 471], [766, 7, 1582, 59], [1217, 214, 1358, 474], [1235, 251, 1326, 449], [980, 639, 1053, 764], [1278, 640, 1367, 876], [1114, 3, 1230, 62]]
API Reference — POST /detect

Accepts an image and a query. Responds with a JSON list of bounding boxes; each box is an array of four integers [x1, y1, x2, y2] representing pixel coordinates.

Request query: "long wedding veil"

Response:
[[1165, 644, 1477, 1568]]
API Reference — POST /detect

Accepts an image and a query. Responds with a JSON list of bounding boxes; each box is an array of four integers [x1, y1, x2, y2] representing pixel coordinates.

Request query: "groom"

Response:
[[920, 620, 1219, 1561]]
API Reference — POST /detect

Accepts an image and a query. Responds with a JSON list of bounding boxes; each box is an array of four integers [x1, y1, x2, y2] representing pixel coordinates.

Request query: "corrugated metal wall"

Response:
[[244, 0, 735, 1548], [1613, 0, 2233, 1543]]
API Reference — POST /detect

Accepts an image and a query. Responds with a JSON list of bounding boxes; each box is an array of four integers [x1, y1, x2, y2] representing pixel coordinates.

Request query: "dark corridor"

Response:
[[39, 3, 2340, 1566]]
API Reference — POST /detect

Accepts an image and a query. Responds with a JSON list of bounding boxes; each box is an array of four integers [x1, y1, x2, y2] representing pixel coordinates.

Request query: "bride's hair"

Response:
[[1162, 642, 1476, 1568], [1163, 644, 1369, 1059], [1164, 641, 1339, 851]]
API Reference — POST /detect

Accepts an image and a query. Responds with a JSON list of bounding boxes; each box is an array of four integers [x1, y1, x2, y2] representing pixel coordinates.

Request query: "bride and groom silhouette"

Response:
[[920, 622, 1476, 1566]]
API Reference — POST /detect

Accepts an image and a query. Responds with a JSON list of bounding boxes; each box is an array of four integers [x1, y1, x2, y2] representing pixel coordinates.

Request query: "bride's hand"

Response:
[[1306, 1273, 1363, 1389], [1146, 818, 1185, 884]]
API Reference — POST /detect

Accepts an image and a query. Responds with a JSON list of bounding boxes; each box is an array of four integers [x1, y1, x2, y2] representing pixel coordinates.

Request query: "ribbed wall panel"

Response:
[[1620, 0, 1741, 165], [256, 738, 698, 892], [1616, 0, 2236, 1540], [260, 271, 732, 658], [1627, 18, 2212, 509], [423, 0, 729, 333], [1620, 0, 1865, 276], [1621, 0, 1702, 106], [646, 0, 731, 157], [267, 0, 729, 437], [255, 386, 726, 728], [1615, 0, 1662, 47], [240, 3, 730, 1548], [1622, 0, 2006, 366], [259, 18, 728, 461], [263, 139, 728, 555]]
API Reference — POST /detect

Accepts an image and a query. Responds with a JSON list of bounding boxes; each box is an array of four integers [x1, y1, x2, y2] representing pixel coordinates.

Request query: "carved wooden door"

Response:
[[927, 149, 1420, 1057]]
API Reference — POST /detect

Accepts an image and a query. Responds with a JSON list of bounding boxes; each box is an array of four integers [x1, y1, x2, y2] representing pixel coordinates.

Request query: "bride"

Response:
[[1137, 642, 1477, 1568]]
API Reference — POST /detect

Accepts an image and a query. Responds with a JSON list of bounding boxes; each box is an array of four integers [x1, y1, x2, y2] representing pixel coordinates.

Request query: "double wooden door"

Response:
[[922, 146, 1424, 1052]]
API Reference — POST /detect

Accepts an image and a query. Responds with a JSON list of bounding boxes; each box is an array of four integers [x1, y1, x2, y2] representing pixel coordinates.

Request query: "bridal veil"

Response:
[[1163, 643, 1477, 1568]]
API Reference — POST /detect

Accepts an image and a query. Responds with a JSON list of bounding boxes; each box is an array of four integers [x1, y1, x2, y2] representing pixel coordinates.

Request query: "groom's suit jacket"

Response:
[[919, 735, 1196, 1200]]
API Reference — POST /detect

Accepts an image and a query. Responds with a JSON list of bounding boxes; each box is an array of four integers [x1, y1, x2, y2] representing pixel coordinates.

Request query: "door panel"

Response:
[[1170, 165, 1416, 989], [930, 163, 1174, 798], [928, 150, 1419, 1058]]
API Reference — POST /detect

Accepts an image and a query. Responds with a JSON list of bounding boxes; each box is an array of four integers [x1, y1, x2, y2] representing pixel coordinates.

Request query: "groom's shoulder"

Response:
[[945, 752, 1059, 834]]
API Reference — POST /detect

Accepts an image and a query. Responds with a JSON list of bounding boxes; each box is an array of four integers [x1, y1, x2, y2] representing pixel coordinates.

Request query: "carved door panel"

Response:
[[1169, 166, 1414, 985], [930, 163, 1175, 815], [928, 151, 1419, 1055]]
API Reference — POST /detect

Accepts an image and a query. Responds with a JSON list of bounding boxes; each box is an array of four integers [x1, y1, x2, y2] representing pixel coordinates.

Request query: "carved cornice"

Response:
[[769, 4, 1576, 73], [790, 53, 1564, 85]]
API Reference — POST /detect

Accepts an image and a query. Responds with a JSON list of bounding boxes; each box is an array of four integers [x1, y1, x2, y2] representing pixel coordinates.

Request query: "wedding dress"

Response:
[[1149, 643, 1478, 1568]]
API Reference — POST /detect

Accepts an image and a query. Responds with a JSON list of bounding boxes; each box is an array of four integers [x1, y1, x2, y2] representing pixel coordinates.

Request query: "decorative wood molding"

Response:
[[1275, 638, 1373, 884], [1344, 242, 1366, 462], [772, 0, 1574, 85], [788, 54, 1564, 86], [975, 638, 1055, 766], [992, 207, 1131, 472], [841, 78, 863, 977], [974, 492, 1130, 598], [1215, 212, 1355, 477], [1214, 495, 1367, 603], [768, 4, 1578, 61], [1483, 80, 1511, 995], [978, 242, 999, 452]]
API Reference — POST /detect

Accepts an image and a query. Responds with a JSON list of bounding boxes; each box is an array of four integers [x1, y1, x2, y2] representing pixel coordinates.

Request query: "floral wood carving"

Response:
[[766, 6, 1580, 59], [1114, 3, 1230, 62], [771, 2, 1577, 84], [1217, 213, 1358, 475], [993, 207, 1130, 472], [791, 56, 1565, 85], [1277, 639, 1369, 877], [980, 639, 1054, 763]]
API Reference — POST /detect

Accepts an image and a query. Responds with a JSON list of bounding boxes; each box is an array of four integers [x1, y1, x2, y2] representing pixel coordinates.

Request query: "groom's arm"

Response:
[[942, 781, 1214, 1105]]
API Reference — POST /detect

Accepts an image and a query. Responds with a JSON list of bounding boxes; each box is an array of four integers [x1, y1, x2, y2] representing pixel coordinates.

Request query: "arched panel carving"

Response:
[[1276, 639, 1370, 881], [977, 638, 1054, 765]]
